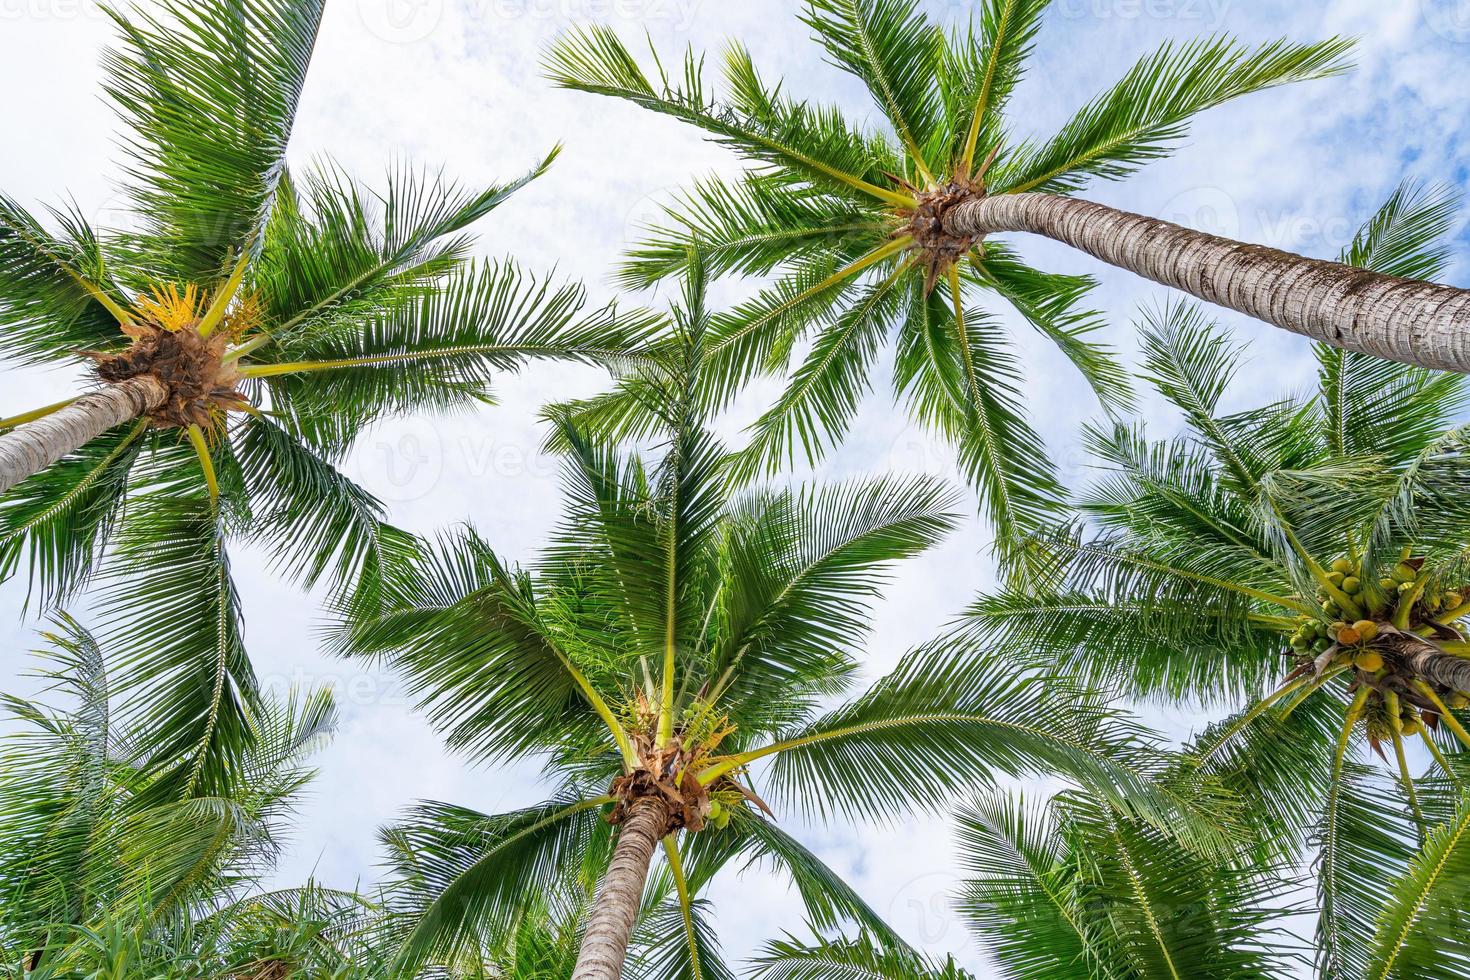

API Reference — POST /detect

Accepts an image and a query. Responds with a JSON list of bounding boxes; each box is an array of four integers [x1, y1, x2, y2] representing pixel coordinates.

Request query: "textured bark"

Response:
[[572, 800, 669, 980], [1406, 648, 1470, 696], [945, 193, 1470, 373], [0, 377, 166, 494]]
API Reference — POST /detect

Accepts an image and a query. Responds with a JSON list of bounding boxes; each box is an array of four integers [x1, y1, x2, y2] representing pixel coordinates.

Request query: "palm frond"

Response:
[[102, 0, 325, 280], [0, 195, 125, 365], [995, 36, 1353, 195]]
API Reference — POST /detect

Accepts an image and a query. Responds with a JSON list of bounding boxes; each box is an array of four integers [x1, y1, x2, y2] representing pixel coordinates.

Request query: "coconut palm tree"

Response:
[[542, 0, 1368, 555], [757, 781, 1470, 980], [962, 182, 1470, 975], [0, 0, 654, 793], [335, 258, 1227, 980], [0, 615, 341, 975]]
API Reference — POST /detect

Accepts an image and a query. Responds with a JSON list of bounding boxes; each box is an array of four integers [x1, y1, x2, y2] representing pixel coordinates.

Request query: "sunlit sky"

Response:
[[3, 0, 1470, 972]]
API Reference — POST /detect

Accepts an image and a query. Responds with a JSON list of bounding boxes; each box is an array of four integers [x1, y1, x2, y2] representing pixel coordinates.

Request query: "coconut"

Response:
[[1445, 592, 1464, 612], [1314, 638, 1333, 654], [1354, 651, 1385, 672], [1331, 557, 1355, 574], [1342, 576, 1361, 594], [1401, 719, 1423, 738], [1352, 620, 1379, 642], [1380, 577, 1396, 590], [1327, 571, 1346, 587], [1393, 563, 1417, 583], [1337, 626, 1362, 646]]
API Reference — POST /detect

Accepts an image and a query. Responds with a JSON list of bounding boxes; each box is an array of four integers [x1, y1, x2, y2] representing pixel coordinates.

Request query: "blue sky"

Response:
[[2, 0, 1470, 972]]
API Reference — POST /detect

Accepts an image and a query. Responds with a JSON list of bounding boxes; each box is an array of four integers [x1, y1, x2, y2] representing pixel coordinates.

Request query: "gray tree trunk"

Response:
[[1405, 647, 1470, 697], [0, 377, 166, 494], [571, 800, 668, 980], [945, 193, 1470, 373]]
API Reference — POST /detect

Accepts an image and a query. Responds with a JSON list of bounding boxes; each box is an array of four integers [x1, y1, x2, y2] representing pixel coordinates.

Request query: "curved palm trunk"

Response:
[[572, 800, 669, 980], [1405, 648, 1470, 697], [0, 377, 166, 494], [946, 193, 1470, 373]]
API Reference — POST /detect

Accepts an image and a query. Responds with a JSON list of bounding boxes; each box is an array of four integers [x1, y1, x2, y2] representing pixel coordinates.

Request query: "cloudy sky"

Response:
[[3, 0, 1470, 972]]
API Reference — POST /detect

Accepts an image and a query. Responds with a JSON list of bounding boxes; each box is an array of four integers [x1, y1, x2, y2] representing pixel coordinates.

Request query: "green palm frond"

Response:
[[751, 932, 965, 980], [379, 796, 610, 972], [544, 28, 903, 205], [993, 36, 1353, 195], [0, 196, 125, 365], [620, 175, 888, 289], [251, 258, 659, 455], [711, 476, 961, 736], [1366, 794, 1470, 980], [893, 279, 1065, 560], [253, 155, 559, 358], [102, 0, 324, 281], [941, 0, 1051, 173], [0, 420, 147, 606], [802, 0, 945, 176], [1316, 766, 1420, 980], [757, 640, 1224, 850], [96, 454, 258, 800], [974, 245, 1133, 412]]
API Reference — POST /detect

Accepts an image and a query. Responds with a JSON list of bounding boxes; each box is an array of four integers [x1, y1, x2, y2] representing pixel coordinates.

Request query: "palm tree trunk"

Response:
[[0, 377, 166, 494], [1405, 647, 1470, 697], [571, 800, 669, 980], [945, 193, 1470, 373]]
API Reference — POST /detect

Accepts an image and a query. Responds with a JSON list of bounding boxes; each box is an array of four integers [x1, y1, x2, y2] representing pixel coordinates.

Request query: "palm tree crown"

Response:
[[0, 0, 654, 795], [336, 259, 1203, 978], [543, 0, 1351, 562], [963, 182, 1470, 976]]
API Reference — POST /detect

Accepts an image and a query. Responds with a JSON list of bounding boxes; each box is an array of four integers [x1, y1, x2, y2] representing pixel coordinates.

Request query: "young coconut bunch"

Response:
[[544, 0, 1359, 562], [0, 0, 654, 792], [334, 259, 1216, 980], [0, 615, 340, 976]]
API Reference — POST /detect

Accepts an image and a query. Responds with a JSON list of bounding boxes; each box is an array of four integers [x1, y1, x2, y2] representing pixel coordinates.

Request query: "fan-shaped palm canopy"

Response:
[[0, 615, 339, 973], [543, 0, 1351, 567], [963, 182, 1470, 977], [0, 0, 657, 798], [335, 258, 1217, 978]]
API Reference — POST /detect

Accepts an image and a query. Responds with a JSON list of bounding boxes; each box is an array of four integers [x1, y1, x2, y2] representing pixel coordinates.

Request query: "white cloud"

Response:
[[2, 0, 1469, 973]]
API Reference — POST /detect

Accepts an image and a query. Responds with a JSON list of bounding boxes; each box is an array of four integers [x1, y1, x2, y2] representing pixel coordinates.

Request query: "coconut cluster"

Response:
[[1285, 552, 1470, 738]]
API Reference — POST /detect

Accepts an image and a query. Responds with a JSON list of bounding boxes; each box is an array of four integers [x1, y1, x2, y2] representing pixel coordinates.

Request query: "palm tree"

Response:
[[542, 0, 1368, 555], [549, 1, 1470, 381], [0, 0, 654, 793], [758, 782, 1470, 980], [0, 615, 339, 975], [335, 259, 1211, 980], [962, 183, 1470, 975]]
